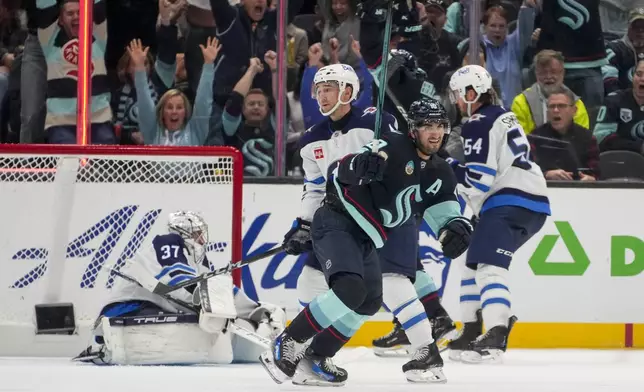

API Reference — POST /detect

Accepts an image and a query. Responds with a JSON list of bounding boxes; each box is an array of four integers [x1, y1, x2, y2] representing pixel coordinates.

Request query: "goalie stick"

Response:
[[150, 245, 285, 296]]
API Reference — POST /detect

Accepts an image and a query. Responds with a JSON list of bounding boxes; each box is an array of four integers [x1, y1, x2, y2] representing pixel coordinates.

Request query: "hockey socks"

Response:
[[310, 311, 368, 357], [413, 270, 442, 319], [459, 266, 481, 323], [286, 288, 353, 343], [383, 274, 434, 350], [476, 264, 511, 329]]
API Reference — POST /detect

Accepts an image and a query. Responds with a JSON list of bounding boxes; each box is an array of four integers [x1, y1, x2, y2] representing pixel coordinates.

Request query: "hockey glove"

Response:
[[438, 217, 473, 259], [353, 150, 388, 184], [283, 218, 312, 255]]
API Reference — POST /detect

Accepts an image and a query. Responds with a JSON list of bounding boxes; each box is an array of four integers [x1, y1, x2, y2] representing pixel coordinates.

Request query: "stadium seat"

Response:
[[598, 151, 644, 181]]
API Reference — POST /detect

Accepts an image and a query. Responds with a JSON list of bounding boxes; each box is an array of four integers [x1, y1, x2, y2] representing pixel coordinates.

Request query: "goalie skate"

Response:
[[259, 331, 303, 384], [292, 347, 348, 387], [402, 341, 447, 383], [372, 319, 411, 357], [460, 315, 518, 364]]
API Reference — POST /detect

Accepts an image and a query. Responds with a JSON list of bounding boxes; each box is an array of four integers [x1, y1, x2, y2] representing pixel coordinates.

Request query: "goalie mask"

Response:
[[168, 211, 208, 264], [407, 97, 450, 156]]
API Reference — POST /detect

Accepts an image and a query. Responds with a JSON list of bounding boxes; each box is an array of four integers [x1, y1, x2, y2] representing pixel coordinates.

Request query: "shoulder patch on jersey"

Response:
[[362, 107, 378, 116], [405, 160, 414, 175], [620, 108, 633, 123], [468, 114, 486, 122], [313, 146, 325, 159]]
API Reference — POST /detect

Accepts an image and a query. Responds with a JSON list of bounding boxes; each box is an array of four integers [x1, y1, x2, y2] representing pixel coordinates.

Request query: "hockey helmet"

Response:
[[313, 63, 360, 116], [407, 97, 451, 154]]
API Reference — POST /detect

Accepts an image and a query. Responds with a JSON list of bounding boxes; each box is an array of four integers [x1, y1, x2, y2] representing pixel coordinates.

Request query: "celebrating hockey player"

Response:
[[261, 66, 472, 385], [445, 65, 551, 363], [75, 211, 286, 366]]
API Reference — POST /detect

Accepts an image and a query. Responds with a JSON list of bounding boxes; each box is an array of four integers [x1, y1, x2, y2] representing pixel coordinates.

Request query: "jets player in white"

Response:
[[277, 64, 458, 385], [76, 211, 286, 366], [445, 65, 551, 363]]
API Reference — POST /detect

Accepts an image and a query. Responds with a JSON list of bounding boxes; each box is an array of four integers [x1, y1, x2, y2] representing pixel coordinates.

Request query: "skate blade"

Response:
[[460, 349, 504, 364], [447, 349, 463, 362], [373, 345, 412, 358], [292, 376, 346, 387], [259, 351, 290, 384], [405, 367, 447, 383]]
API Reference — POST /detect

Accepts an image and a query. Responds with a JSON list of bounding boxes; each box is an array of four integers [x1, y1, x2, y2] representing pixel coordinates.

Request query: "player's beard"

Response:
[[416, 134, 442, 156]]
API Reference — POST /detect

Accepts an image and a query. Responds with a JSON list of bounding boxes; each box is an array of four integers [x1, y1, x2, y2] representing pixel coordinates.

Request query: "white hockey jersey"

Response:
[[298, 106, 399, 222], [450, 105, 551, 216]]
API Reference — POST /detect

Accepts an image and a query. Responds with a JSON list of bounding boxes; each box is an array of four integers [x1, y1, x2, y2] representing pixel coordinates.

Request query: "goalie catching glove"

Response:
[[438, 217, 473, 259], [283, 218, 312, 255]]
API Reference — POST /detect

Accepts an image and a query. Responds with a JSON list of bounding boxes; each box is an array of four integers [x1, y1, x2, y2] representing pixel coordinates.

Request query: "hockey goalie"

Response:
[[75, 211, 286, 366]]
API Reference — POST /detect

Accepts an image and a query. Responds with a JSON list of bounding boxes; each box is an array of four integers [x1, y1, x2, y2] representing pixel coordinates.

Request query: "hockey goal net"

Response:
[[0, 145, 243, 357]]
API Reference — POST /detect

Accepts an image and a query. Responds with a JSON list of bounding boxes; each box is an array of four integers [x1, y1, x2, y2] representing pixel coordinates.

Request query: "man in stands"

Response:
[[36, 0, 114, 144], [530, 87, 600, 181], [603, 8, 644, 94], [512, 50, 589, 135]]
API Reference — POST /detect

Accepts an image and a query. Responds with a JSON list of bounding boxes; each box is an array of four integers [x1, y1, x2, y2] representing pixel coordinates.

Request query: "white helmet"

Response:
[[449, 65, 493, 115], [313, 64, 360, 116], [168, 211, 208, 263]]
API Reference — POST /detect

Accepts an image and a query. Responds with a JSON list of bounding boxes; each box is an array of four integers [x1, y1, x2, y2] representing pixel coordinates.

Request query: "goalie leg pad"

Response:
[[100, 314, 233, 365], [197, 274, 237, 334], [383, 273, 433, 350]]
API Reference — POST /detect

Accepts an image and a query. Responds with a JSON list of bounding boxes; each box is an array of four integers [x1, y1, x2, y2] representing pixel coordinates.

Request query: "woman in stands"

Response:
[[127, 37, 221, 146]]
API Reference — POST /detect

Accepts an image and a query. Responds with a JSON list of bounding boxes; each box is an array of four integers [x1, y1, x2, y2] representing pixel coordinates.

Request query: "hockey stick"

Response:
[[152, 245, 285, 296], [371, 0, 395, 152]]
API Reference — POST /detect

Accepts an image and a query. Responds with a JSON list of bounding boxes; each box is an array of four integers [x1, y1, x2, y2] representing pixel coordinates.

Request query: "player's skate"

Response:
[[431, 308, 457, 352], [447, 309, 482, 361], [460, 315, 518, 364], [402, 341, 447, 383], [259, 330, 303, 384], [372, 318, 411, 357], [292, 346, 348, 387]]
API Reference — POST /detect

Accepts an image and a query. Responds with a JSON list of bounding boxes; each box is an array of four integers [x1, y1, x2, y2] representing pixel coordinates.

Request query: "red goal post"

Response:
[[0, 144, 243, 356]]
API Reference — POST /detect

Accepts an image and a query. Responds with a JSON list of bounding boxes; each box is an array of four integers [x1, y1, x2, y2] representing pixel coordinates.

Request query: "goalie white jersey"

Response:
[[449, 105, 551, 216], [298, 106, 398, 221]]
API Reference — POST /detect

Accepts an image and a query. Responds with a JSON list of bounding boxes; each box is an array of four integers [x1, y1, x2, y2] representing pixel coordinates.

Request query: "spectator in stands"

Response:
[[468, 1, 536, 108], [208, 0, 304, 104], [512, 50, 589, 135], [37, 0, 114, 144], [300, 38, 372, 129], [184, 0, 216, 99], [20, 0, 46, 144], [319, 0, 360, 68], [603, 8, 644, 95], [531, 87, 599, 181], [286, 21, 308, 92], [112, 0, 183, 145], [0, 0, 27, 138], [222, 53, 276, 177], [129, 37, 220, 146], [593, 59, 644, 153], [537, 0, 606, 109], [416, 0, 461, 92]]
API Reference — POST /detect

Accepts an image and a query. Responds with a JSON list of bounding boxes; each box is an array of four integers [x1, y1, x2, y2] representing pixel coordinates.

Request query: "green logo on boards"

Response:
[[529, 221, 644, 277]]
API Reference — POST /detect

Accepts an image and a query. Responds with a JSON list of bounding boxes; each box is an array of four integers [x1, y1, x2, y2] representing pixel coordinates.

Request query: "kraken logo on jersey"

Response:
[[380, 185, 423, 228], [241, 138, 274, 176], [557, 0, 589, 30], [631, 120, 644, 140]]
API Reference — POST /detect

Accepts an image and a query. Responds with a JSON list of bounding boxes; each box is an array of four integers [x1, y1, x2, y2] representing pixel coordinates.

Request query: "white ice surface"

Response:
[[0, 349, 642, 392]]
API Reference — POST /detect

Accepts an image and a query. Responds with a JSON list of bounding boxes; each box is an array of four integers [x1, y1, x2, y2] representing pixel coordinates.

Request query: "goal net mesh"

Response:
[[0, 149, 241, 332]]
